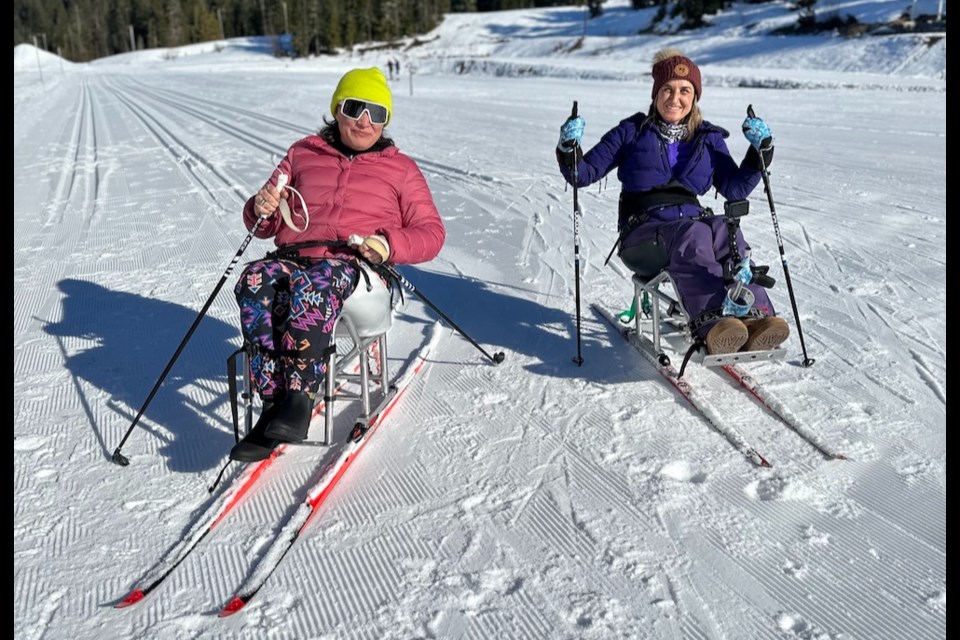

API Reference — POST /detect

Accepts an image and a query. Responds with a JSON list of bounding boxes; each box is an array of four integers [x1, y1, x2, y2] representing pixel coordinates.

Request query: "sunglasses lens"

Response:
[[341, 99, 388, 125], [366, 104, 388, 124], [341, 99, 365, 118]]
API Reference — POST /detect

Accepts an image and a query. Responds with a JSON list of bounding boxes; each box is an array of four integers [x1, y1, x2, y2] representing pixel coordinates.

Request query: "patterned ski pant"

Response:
[[235, 258, 359, 400]]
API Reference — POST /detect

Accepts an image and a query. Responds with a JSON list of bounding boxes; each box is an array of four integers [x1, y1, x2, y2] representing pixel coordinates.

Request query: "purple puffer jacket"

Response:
[[558, 111, 762, 223]]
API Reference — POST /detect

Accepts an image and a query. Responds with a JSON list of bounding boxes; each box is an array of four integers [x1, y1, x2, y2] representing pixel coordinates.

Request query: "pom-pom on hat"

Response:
[[330, 67, 393, 125], [651, 54, 702, 101]]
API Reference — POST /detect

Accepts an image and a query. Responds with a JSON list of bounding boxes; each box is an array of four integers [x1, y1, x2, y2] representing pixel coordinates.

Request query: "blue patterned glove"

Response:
[[558, 116, 585, 150], [742, 116, 773, 150]]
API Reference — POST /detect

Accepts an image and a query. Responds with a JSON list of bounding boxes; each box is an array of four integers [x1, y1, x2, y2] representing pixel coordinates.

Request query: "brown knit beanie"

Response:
[[651, 54, 702, 100]]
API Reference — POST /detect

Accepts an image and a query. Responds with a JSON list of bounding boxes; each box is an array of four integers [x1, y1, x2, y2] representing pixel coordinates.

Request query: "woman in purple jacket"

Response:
[[557, 48, 789, 356]]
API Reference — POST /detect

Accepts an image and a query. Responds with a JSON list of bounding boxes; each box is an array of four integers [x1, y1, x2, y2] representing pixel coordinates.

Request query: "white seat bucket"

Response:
[[337, 264, 395, 338], [322, 264, 397, 443]]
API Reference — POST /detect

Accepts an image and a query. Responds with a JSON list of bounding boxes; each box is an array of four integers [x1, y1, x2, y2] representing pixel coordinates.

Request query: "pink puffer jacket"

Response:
[[243, 135, 445, 264]]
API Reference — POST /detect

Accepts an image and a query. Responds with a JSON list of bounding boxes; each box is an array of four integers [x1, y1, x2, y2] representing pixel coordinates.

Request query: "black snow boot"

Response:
[[229, 401, 283, 462], [264, 392, 313, 443]]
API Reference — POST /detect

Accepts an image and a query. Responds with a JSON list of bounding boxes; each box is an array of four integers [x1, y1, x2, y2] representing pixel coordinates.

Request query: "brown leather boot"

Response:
[[742, 317, 790, 351], [705, 318, 748, 354]]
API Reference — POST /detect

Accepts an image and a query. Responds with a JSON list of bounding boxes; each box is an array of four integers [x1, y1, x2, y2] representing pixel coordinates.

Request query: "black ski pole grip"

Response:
[[571, 101, 578, 118], [747, 104, 756, 118]]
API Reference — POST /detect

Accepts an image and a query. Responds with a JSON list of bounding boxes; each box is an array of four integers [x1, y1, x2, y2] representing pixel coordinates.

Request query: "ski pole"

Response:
[[380, 264, 505, 365], [568, 101, 585, 366], [747, 104, 815, 368], [111, 217, 265, 466]]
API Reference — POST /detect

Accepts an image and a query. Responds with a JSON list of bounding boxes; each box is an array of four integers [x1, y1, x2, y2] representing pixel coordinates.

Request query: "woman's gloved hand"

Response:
[[742, 116, 773, 151], [742, 116, 775, 170], [557, 115, 585, 151], [349, 234, 390, 265]]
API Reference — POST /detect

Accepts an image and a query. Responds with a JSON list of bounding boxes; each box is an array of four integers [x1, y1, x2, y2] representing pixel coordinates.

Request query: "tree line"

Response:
[[14, 0, 786, 63], [14, 0, 593, 61]]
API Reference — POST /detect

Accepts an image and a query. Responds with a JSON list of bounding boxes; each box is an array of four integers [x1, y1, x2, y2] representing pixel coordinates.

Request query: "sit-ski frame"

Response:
[[630, 271, 786, 369], [239, 303, 396, 446]]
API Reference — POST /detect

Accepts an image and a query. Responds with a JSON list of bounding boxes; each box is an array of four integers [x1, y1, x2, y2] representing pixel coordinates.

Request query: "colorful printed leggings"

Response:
[[235, 258, 359, 400]]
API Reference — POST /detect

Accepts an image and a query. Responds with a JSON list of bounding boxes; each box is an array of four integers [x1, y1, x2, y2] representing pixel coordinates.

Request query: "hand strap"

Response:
[[279, 184, 309, 232]]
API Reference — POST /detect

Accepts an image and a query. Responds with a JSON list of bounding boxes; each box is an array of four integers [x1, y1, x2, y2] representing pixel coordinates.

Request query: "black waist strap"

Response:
[[605, 188, 702, 267], [266, 240, 350, 262], [619, 188, 701, 219]]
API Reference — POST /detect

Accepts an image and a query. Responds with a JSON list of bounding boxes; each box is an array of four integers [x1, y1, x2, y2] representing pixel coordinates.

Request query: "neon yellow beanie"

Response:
[[330, 67, 393, 125]]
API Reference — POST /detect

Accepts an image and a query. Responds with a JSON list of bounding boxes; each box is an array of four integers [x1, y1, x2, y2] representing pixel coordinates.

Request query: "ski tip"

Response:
[[753, 451, 773, 468], [219, 596, 247, 617], [115, 589, 145, 608]]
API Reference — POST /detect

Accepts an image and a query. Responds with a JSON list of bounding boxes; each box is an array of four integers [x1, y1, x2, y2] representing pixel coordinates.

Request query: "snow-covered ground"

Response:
[[14, 1, 945, 638]]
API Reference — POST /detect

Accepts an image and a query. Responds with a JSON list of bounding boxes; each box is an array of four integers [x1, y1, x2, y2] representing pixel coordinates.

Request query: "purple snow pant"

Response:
[[235, 258, 358, 400], [625, 216, 775, 338]]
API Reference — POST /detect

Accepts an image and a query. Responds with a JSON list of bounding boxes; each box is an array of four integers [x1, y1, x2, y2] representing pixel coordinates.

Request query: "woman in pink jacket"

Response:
[[230, 67, 445, 462]]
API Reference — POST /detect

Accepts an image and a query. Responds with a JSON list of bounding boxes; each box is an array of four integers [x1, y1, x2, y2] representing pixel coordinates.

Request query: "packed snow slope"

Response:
[[14, 1, 945, 639]]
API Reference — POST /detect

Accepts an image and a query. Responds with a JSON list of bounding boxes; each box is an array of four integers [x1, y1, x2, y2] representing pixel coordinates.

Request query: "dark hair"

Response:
[[318, 117, 395, 154]]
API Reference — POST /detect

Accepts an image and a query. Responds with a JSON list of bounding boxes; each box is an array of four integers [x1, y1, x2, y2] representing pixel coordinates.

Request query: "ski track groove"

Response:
[[742, 509, 927, 638], [304, 549, 385, 625], [502, 588, 556, 640], [48, 80, 87, 228], [660, 512, 818, 638], [516, 490, 598, 566], [81, 81, 103, 235], [116, 77, 300, 156], [701, 469, 945, 638], [105, 78, 245, 224], [498, 516, 665, 638], [334, 460, 437, 524], [510, 389, 633, 529], [335, 548, 377, 624], [847, 467, 946, 553], [15, 80, 96, 348], [470, 608, 547, 640], [910, 349, 946, 406], [123, 73, 315, 134], [189, 548, 241, 609]]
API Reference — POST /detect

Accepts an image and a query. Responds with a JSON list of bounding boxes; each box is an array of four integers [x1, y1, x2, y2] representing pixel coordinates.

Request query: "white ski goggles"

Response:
[[338, 98, 389, 125]]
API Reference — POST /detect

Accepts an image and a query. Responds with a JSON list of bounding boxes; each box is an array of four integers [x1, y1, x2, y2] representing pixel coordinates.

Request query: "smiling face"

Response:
[[655, 79, 696, 124], [335, 106, 384, 152]]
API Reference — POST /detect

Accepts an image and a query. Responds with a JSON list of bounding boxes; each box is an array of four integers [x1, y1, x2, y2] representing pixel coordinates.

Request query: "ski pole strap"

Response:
[[604, 210, 650, 266], [678, 340, 703, 379], [225, 346, 245, 442], [368, 262, 407, 305]]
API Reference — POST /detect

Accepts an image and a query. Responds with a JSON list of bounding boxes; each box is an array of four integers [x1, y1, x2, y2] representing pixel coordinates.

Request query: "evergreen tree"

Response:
[[14, 0, 592, 62]]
